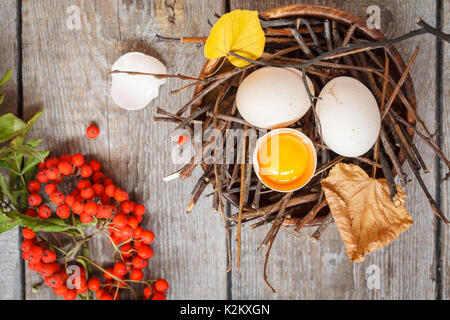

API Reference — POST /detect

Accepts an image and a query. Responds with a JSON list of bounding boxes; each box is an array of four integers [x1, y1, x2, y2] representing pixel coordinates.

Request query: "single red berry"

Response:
[[120, 226, 133, 242], [56, 204, 70, 219], [104, 267, 114, 280], [133, 226, 144, 240], [97, 205, 113, 219], [38, 205, 52, 219], [132, 256, 147, 269], [28, 245, 44, 263], [50, 190, 65, 205], [80, 212, 93, 224], [84, 201, 98, 215], [60, 154, 72, 162], [58, 161, 73, 175], [46, 167, 60, 180], [89, 160, 101, 171], [22, 228, 35, 240], [72, 153, 85, 167], [41, 263, 56, 278], [103, 178, 114, 186], [88, 278, 101, 291], [53, 285, 69, 297], [71, 202, 84, 216], [27, 181, 41, 193], [95, 288, 106, 299], [105, 184, 116, 198], [119, 201, 134, 214], [80, 187, 95, 200], [76, 282, 88, 295], [113, 189, 129, 203], [36, 170, 49, 183], [177, 135, 189, 146], [112, 214, 127, 229], [152, 293, 166, 300], [144, 286, 152, 299], [25, 208, 37, 217], [92, 172, 105, 184], [48, 272, 66, 288], [45, 183, 58, 195], [80, 165, 93, 178], [113, 262, 128, 277], [65, 195, 75, 207], [127, 216, 139, 229], [129, 269, 144, 281], [45, 157, 59, 169], [141, 230, 155, 245], [120, 244, 133, 259], [92, 183, 105, 197], [134, 204, 146, 216], [100, 292, 113, 300], [42, 249, 57, 264], [64, 289, 77, 300], [21, 239, 35, 252], [86, 125, 100, 139], [28, 193, 42, 207], [154, 278, 169, 293], [77, 179, 91, 189], [137, 245, 153, 260]]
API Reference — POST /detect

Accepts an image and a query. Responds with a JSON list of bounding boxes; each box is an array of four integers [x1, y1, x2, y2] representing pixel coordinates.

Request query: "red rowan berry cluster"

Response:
[[22, 153, 169, 300]]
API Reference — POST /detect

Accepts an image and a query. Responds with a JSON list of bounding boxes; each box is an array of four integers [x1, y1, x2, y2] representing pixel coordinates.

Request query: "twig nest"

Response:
[[110, 52, 167, 110], [317, 77, 381, 157], [236, 67, 314, 129]]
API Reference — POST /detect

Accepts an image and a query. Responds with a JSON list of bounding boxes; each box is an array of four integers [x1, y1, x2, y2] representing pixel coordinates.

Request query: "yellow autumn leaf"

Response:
[[321, 163, 413, 262], [204, 10, 265, 67]]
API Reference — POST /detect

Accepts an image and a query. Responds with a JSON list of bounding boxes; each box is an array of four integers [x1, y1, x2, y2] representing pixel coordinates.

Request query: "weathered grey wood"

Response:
[[0, 0, 23, 300], [230, 0, 440, 299], [441, 1, 449, 300], [22, 0, 227, 299]]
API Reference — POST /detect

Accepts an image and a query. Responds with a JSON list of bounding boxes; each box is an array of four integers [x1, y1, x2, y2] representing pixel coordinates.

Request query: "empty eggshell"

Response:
[[236, 67, 314, 129], [111, 52, 166, 110], [316, 76, 381, 157]]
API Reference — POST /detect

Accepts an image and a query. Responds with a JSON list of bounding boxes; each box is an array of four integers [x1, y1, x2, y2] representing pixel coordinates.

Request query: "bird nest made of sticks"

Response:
[[176, 5, 419, 230]]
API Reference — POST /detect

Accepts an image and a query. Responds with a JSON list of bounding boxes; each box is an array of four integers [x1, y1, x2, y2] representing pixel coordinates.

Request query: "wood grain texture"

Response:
[[441, 0, 449, 300], [0, 0, 23, 300], [230, 0, 440, 299], [21, 0, 226, 299]]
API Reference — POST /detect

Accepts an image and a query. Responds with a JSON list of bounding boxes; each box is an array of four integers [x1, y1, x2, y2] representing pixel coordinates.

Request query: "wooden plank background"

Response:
[[0, 0, 448, 300], [441, 0, 449, 300], [0, 0, 23, 300]]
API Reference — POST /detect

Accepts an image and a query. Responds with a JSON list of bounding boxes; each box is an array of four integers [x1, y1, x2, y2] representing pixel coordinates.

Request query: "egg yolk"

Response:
[[257, 133, 310, 185]]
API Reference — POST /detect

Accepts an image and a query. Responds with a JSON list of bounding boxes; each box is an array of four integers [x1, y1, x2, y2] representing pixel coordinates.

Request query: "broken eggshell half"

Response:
[[110, 52, 167, 110]]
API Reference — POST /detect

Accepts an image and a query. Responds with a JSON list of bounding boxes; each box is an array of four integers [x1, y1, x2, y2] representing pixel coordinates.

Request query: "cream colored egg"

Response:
[[317, 76, 381, 157], [236, 67, 314, 129], [111, 52, 166, 110]]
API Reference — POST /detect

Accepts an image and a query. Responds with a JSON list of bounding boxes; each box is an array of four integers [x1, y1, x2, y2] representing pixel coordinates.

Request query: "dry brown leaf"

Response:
[[321, 163, 413, 262]]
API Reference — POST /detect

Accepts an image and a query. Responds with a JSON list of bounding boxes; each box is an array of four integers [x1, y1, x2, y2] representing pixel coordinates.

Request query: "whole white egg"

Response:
[[236, 67, 314, 129], [316, 76, 381, 157], [111, 52, 166, 110]]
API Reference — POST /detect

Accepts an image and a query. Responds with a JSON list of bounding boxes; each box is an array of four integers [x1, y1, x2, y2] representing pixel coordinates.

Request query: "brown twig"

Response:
[[311, 213, 334, 242], [379, 127, 408, 186], [381, 45, 420, 120], [236, 125, 247, 271], [294, 199, 327, 233]]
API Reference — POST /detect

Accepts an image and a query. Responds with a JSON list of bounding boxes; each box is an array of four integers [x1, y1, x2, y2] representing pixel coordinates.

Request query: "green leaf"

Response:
[[0, 92, 5, 106], [11, 110, 44, 147], [6, 211, 73, 232], [0, 173, 18, 208], [0, 213, 17, 233], [0, 113, 27, 144], [0, 69, 12, 88], [0, 146, 12, 160], [25, 139, 41, 148], [0, 160, 21, 175], [22, 150, 49, 175], [15, 145, 47, 162]]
